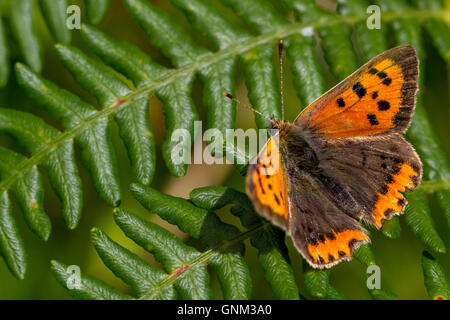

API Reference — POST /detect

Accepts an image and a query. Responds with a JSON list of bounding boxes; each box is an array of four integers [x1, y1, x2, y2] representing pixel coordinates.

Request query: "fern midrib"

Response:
[[139, 221, 268, 300], [0, 8, 446, 194]]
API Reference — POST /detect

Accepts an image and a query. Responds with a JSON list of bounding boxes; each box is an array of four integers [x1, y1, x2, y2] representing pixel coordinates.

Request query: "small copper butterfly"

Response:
[[226, 43, 422, 268]]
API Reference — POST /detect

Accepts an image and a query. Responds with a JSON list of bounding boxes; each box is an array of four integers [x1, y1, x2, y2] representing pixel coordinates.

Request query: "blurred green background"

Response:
[[0, 0, 448, 299]]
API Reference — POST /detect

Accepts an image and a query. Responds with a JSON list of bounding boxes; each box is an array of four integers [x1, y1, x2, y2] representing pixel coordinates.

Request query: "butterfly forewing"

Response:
[[246, 135, 290, 231], [296, 45, 418, 138]]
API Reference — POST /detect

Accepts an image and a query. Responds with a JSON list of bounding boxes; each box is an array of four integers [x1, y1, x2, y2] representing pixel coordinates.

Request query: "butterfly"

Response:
[[226, 44, 422, 269]]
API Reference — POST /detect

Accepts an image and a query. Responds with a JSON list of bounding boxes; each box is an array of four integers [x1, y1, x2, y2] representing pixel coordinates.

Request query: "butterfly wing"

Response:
[[287, 171, 369, 268], [246, 135, 290, 231], [295, 45, 418, 138], [294, 44, 422, 228], [284, 133, 421, 268], [315, 134, 422, 228]]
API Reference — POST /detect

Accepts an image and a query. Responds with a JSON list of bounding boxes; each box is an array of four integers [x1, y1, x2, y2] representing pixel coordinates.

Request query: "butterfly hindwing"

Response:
[[296, 45, 418, 139], [287, 172, 369, 268], [246, 135, 290, 231], [315, 134, 422, 228]]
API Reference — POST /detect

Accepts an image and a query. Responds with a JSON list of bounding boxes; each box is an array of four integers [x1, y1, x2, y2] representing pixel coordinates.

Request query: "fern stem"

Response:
[[0, 8, 444, 195], [139, 221, 268, 300]]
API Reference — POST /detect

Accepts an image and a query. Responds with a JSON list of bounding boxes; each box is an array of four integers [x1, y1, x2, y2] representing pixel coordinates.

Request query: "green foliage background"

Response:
[[0, 0, 449, 299]]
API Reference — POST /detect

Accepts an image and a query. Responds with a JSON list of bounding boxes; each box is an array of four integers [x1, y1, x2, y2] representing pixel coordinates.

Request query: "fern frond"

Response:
[[369, 289, 398, 300], [421, 251, 450, 300], [0, 146, 50, 240], [51, 260, 133, 300], [51, 202, 257, 300], [0, 0, 112, 87], [130, 184, 252, 299], [39, 0, 71, 44], [0, 0, 448, 296], [8, 0, 43, 73], [0, 18, 9, 87], [51, 184, 300, 299], [190, 186, 299, 299], [0, 191, 26, 279], [85, 0, 110, 25], [0, 108, 83, 229]]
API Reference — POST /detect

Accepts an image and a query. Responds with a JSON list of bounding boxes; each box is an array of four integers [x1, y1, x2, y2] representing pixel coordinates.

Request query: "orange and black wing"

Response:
[[246, 135, 290, 231], [294, 44, 422, 229], [295, 45, 418, 139], [316, 135, 422, 228], [287, 171, 370, 268]]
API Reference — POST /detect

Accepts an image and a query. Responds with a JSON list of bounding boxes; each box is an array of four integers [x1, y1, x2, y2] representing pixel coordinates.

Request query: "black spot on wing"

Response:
[[258, 175, 265, 194], [378, 100, 391, 111], [367, 114, 379, 125], [382, 78, 392, 86], [337, 97, 345, 107], [353, 82, 367, 98], [274, 193, 280, 205], [377, 71, 387, 79], [372, 91, 378, 99]]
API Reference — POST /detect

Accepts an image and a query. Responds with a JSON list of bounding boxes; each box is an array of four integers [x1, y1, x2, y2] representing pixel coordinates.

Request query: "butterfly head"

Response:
[[269, 117, 292, 139]]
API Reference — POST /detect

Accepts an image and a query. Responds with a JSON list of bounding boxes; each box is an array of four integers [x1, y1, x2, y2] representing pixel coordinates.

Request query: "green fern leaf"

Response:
[[326, 285, 348, 300], [369, 289, 398, 300], [130, 184, 252, 299], [80, 24, 196, 177], [0, 191, 26, 279], [50, 260, 133, 300], [114, 209, 212, 299], [85, 0, 110, 25], [15, 63, 121, 207], [90, 227, 177, 299], [422, 251, 450, 300], [8, 0, 42, 73], [0, 0, 448, 299], [405, 190, 446, 253], [0, 146, 50, 241], [190, 186, 299, 299], [0, 108, 82, 229], [303, 263, 330, 298], [39, 0, 71, 44], [0, 18, 9, 87]]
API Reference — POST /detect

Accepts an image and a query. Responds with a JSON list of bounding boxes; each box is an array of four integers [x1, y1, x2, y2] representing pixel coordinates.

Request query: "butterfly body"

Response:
[[246, 45, 422, 268]]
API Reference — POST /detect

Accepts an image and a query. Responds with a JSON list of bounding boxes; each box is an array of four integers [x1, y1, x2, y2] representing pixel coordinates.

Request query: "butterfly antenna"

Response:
[[279, 40, 285, 121], [223, 92, 272, 122]]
